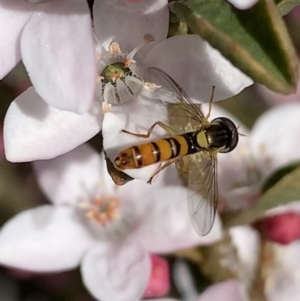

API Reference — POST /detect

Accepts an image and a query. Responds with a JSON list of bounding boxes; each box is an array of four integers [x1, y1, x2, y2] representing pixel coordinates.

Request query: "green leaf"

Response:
[[275, 0, 300, 16], [223, 165, 300, 228], [170, 0, 298, 94], [261, 160, 300, 192]]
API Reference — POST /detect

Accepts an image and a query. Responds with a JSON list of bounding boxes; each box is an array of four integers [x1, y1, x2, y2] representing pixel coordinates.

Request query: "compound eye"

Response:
[[212, 117, 239, 153]]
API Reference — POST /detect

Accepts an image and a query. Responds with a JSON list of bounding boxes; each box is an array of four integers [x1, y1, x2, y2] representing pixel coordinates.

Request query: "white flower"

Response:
[[3, 0, 169, 162], [4, 0, 252, 163], [0, 144, 221, 301], [227, 0, 259, 10], [229, 226, 260, 287], [250, 102, 300, 180], [0, 0, 96, 113]]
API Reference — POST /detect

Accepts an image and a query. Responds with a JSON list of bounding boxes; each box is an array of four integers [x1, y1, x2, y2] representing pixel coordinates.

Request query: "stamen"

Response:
[[80, 195, 121, 226], [143, 82, 161, 92], [109, 42, 122, 54], [102, 101, 112, 114], [125, 33, 155, 65], [96, 75, 104, 82]]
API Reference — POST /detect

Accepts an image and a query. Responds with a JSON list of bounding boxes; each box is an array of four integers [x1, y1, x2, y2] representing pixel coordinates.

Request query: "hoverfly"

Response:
[[113, 68, 239, 235]]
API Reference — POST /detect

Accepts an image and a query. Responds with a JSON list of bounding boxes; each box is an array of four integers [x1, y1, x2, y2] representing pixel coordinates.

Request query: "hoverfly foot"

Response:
[[147, 177, 154, 185]]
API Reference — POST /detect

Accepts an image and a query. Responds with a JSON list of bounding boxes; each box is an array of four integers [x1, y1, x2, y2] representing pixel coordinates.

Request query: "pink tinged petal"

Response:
[[133, 186, 222, 253], [21, 0, 96, 113], [198, 280, 249, 301], [103, 95, 169, 181], [0, 205, 95, 272], [144, 35, 253, 104], [33, 144, 107, 206], [93, 0, 168, 52], [250, 103, 300, 179], [143, 254, 170, 298], [227, 0, 259, 10], [256, 212, 300, 245], [81, 240, 151, 301], [4, 87, 102, 162], [0, 0, 34, 79]]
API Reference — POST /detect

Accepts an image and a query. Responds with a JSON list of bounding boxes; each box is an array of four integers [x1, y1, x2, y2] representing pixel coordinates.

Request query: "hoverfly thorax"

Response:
[[206, 117, 239, 153]]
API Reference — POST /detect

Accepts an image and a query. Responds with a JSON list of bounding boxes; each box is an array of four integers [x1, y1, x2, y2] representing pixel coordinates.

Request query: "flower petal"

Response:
[[0, 0, 34, 79], [250, 103, 300, 179], [144, 35, 253, 103], [21, 0, 96, 113], [93, 0, 168, 52], [265, 241, 300, 301], [0, 205, 95, 272], [227, 0, 259, 10], [103, 95, 169, 181], [132, 186, 222, 253], [173, 260, 198, 301], [4, 87, 102, 162], [229, 226, 260, 283], [265, 200, 300, 216], [81, 240, 151, 301], [33, 144, 106, 206], [198, 280, 249, 301]]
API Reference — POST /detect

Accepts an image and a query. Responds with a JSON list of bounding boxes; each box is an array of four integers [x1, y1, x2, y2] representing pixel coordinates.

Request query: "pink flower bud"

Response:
[[256, 212, 300, 244], [143, 254, 170, 298]]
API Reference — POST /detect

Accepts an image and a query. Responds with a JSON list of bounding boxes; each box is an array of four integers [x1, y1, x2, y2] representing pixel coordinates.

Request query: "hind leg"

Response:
[[122, 121, 176, 138]]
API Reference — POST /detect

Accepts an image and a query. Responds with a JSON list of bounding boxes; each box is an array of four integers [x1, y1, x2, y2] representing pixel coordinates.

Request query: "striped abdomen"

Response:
[[114, 132, 202, 170]]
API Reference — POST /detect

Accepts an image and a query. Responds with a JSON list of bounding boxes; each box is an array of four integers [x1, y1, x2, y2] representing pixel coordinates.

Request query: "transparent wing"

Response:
[[187, 152, 218, 236], [148, 67, 208, 134]]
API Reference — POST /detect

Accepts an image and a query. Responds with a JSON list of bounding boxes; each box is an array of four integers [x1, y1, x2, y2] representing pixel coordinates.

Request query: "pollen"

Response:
[[102, 101, 112, 114], [143, 82, 161, 92], [109, 42, 122, 54], [80, 196, 120, 226], [124, 58, 136, 68]]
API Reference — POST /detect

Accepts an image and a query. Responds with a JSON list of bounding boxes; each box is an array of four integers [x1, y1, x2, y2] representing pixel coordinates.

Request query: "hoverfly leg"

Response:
[[122, 121, 176, 138], [205, 85, 216, 120], [147, 159, 175, 184]]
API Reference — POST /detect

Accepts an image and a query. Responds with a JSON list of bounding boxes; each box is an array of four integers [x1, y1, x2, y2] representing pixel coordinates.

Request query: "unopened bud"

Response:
[[143, 254, 170, 298], [256, 212, 300, 245]]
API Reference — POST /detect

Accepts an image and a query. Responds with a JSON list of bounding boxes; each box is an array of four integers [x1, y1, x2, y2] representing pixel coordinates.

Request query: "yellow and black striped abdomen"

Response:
[[114, 131, 203, 170]]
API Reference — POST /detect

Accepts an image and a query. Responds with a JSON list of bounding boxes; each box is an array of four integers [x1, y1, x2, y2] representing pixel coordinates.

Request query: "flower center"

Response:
[[80, 195, 120, 226], [101, 62, 131, 83], [96, 34, 154, 112]]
